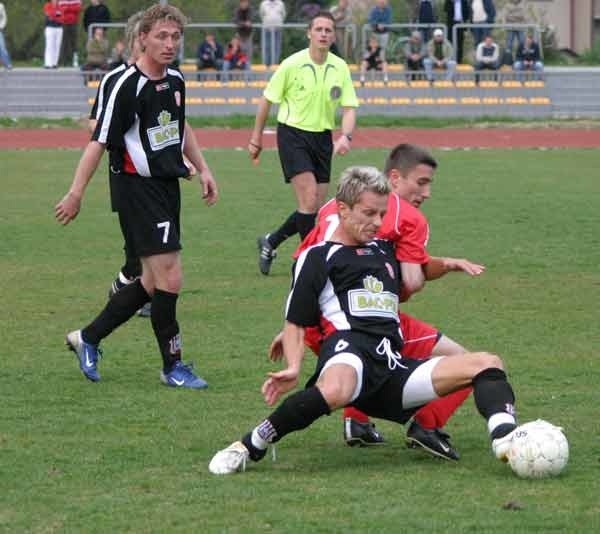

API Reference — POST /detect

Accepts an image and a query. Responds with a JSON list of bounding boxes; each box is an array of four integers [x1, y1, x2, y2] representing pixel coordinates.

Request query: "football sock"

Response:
[[82, 279, 150, 345], [414, 387, 472, 429], [150, 289, 181, 373], [121, 254, 142, 280], [296, 211, 317, 240], [241, 387, 331, 462], [268, 211, 299, 249], [472, 368, 517, 435], [343, 406, 370, 424]]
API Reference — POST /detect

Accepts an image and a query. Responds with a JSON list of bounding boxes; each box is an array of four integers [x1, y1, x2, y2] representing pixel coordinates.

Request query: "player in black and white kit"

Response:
[[209, 166, 520, 474], [55, 4, 218, 389]]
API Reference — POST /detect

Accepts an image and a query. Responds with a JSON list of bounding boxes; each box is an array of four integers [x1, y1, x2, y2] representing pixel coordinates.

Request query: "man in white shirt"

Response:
[[260, 0, 286, 66]]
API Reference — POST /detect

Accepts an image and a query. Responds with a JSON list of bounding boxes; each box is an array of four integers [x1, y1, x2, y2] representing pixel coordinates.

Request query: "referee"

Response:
[[250, 10, 358, 275], [55, 4, 218, 389]]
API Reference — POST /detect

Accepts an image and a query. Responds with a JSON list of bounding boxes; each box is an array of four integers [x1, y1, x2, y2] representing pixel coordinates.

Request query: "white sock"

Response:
[[488, 412, 517, 436], [251, 428, 268, 450]]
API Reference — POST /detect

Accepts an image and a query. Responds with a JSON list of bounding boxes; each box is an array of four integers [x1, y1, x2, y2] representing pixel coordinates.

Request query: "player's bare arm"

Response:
[[261, 321, 305, 406], [248, 96, 272, 162], [333, 107, 356, 156], [55, 141, 105, 225], [424, 256, 486, 280], [268, 330, 284, 362], [183, 122, 218, 206]]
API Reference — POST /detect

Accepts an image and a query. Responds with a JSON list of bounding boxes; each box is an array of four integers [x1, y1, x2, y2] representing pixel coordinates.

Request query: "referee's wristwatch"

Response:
[[343, 133, 353, 142]]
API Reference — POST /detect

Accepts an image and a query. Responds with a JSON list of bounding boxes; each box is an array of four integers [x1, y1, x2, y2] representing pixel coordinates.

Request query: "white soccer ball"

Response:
[[507, 419, 569, 479]]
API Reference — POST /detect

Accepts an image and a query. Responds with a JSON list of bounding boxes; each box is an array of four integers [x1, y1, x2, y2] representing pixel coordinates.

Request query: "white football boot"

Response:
[[209, 441, 250, 475]]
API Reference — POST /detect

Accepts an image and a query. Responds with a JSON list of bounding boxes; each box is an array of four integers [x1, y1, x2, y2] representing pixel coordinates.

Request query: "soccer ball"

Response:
[[507, 419, 569, 479]]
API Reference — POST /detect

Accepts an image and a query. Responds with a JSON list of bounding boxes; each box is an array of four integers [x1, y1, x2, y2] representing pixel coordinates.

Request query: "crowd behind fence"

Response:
[[86, 20, 542, 78]]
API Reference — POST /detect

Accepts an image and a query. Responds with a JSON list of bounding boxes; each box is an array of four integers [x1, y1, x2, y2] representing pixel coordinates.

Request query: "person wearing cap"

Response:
[[404, 30, 426, 79], [424, 28, 456, 81]]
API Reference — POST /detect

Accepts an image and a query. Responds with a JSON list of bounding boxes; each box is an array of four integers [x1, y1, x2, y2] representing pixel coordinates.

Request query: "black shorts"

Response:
[[277, 122, 333, 184], [307, 331, 432, 424], [116, 173, 182, 258]]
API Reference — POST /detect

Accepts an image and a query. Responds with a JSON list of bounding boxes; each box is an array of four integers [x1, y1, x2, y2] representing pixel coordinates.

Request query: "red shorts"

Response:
[[399, 313, 440, 359], [304, 313, 440, 359]]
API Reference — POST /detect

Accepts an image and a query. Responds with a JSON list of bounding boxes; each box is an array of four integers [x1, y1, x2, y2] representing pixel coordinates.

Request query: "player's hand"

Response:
[[248, 139, 262, 165], [444, 257, 486, 276], [261, 367, 299, 406], [333, 135, 351, 156], [268, 331, 284, 362], [54, 192, 82, 225], [200, 169, 218, 206]]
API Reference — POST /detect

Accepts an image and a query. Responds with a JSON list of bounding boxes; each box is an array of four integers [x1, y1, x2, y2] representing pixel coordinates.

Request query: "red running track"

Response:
[[1, 128, 600, 149]]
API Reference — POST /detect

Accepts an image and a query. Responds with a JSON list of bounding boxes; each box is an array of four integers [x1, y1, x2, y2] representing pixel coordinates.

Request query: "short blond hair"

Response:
[[139, 4, 187, 36], [336, 166, 390, 207]]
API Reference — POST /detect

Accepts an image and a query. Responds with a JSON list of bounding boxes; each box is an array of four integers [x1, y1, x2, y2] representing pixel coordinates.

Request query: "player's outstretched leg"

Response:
[[210, 386, 331, 474]]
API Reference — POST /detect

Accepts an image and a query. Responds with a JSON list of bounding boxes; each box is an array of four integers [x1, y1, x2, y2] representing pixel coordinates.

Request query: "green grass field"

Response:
[[1, 147, 599, 532]]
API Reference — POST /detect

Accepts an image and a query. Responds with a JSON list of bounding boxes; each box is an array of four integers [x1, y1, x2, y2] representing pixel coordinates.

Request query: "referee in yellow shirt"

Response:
[[249, 10, 359, 275]]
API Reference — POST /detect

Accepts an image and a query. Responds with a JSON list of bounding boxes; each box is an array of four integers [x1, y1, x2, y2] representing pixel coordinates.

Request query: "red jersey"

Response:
[[294, 192, 430, 265]]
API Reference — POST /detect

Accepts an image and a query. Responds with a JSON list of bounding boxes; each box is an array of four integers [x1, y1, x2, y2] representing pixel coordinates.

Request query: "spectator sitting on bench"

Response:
[[197, 31, 224, 77], [404, 30, 426, 79], [423, 28, 456, 82], [109, 37, 126, 69], [82, 26, 109, 74], [475, 34, 500, 79], [360, 34, 388, 85], [513, 34, 543, 77], [223, 34, 249, 80]]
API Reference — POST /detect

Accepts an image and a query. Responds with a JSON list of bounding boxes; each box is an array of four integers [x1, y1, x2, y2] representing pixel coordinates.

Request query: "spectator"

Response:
[[444, 0, 471, 64], [223, 34, 249, 80], [260, 0, 286, 67], [360, 34, 388, 85], [404, 30, 426, 79], [83, 0, 110, 34], [0, 2, 13, 70], [475, 34, 500, 79], [415, 0, 437, 43], [368, 0, 392, 59], [234, 0, 254, 65], [44, 0, 64, 69], [300, 1, 325, 20], [330, 0, 353, 59], [82, 25, 109, 72], [58, 0, 82, 67], [471, 0, 496, 46], [514, 34, 543, 77], [424, 28, 456, 81], [196, 31, 224, 74], [503, 0, 528, 60], [109, 37, 127, 69]]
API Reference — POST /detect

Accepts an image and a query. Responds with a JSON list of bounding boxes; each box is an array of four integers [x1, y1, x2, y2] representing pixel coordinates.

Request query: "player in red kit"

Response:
[[270, 143, 484, 460]]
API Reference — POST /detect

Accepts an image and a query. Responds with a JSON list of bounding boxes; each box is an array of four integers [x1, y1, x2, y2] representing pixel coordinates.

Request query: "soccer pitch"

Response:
[[1, 147, 599, 532]]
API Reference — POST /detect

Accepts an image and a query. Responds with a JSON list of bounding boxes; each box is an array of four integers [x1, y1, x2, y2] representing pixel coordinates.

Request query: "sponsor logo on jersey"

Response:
[[347, 275, 398, 319], [356, 248, 374, 256], [155, 81, 170, 92], [174, 90, 181, 107], [147, 110, 180, 151]]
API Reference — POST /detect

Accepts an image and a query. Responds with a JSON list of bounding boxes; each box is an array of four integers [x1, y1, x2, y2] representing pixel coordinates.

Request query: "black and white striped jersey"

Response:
[[92, 64, 188, 180], [89, 63, 127, 121], [285, 239, 403, 347]]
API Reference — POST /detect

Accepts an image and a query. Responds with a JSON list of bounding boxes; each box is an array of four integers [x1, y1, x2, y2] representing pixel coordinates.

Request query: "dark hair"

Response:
[[384, 144, 437, 175], [308, 10, 336, 29]]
